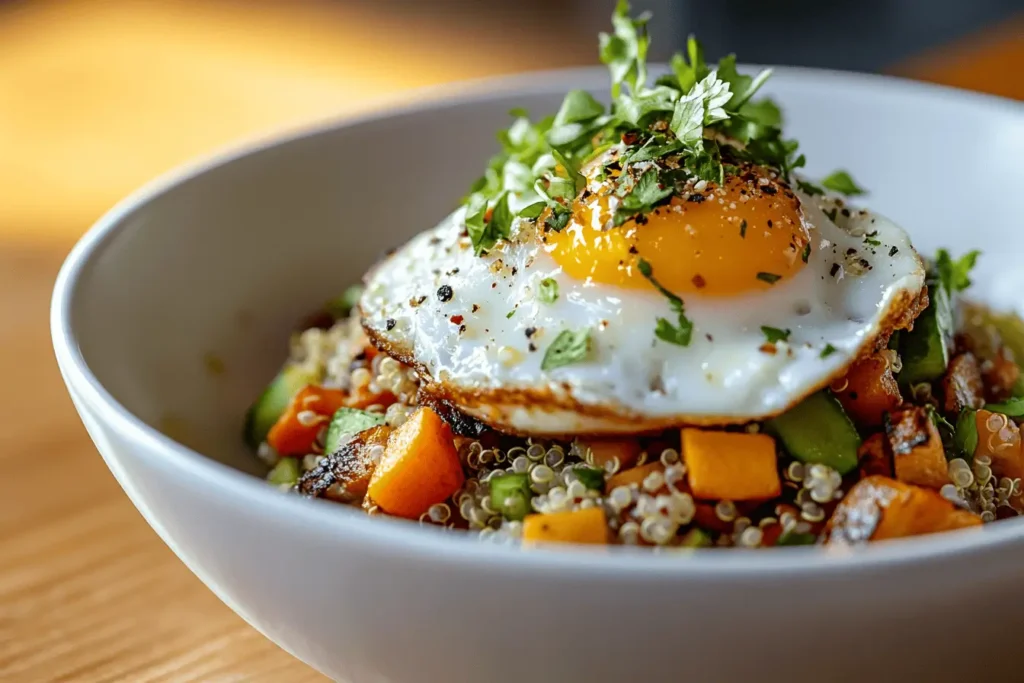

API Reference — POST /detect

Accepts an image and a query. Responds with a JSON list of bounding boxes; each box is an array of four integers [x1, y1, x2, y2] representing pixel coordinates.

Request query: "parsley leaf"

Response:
[[614, 168, 674, 225], [542, 328, 593, 370], [761, 326, 791, 343], [715, 54, 772, 111], [538, 277, 559, 304], [757, 272, 781, 284], [666, 35, 709, 93], [620, 136, 683, 164], [820, 343, 837, 359], [934, 248, 980, 295], [821, 170, 866, 196], [599, 0, 651, 98], [637, 258, 693, 347], [796, 179, 824, 196], [863, 231, 881, 247], [801, 243, 811, 263], [615, 85, 678, 127], [553, 89, 605, 125]]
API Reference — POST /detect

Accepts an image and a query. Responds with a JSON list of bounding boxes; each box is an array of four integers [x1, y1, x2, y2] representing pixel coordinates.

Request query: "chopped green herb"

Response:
[[506, 309, 516, 319], [678, 527, 713, 549], [542, 328, 593, 370], [637, 258, 693, 347], [599, 0, 651, 98], [574, 467, 607, 491], [821, 170, 866, 196], [823, 207, 839, 222], [820, 343, 837, 359], [614, 168, 674, 225], [776, 531, 817, 547], [796, 179, 824, 196], [984, 397, 1024, 418], [739, 219, 747, 238], [934, 248, 980, 296], [715, 54, 771, 111], [761, 326, 791, 344], [538, 277, 559, 304], [801, 243, 811, 263], [757, 272, 781, 284], [864, 231, 881, 247]]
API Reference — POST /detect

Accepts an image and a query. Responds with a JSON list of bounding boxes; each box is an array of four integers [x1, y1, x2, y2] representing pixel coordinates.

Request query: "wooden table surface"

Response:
[[0, 2, 1019, 680]]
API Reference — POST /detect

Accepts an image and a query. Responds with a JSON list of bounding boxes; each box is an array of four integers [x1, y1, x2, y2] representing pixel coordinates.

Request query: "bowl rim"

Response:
[[52, 64, 1024, 578]]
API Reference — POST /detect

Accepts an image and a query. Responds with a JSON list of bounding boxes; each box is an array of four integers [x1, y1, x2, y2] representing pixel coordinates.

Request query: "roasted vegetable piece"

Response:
[[984, 346, 1022, 402], [244, 364, 321, 448], [768, 391, 860, 475], [577, 438, 642, 472], [858, 433, 893, 479], [940, 352, 985, 417], [832, 354, 901, 427], [886, 407, 949, 489], [489, 473, 533, 521], [959, 303, 1024, 397], [367, 407, 465, 519], [899, 284, 953, 387], [522, 507, 607, 545], [682, 428, 781, 501], [606, 462, 665, 491], [267, 385, 348, 456], [298, 425, 392, 502], [975, 409, 1024, 506], [825, 476, 981, 545]]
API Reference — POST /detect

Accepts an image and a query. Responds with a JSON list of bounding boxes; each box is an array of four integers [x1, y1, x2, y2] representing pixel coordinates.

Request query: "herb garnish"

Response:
[[542, 328, 593, 370], [820, 343, 837, 359], [637, 259, 693, 346], [756, 272, 781, 285], [821, 170, 866, 196], [934, 248, 980, 296], [863, 231, 881, 247], [761, 326, 791, 344], [801, 243, 811, 263], [739, 219, 747, 238], [538, 277, 559, 304]]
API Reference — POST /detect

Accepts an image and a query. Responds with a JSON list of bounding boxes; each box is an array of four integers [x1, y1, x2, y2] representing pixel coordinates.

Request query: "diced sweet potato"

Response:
[[941, 352, 985, 416], [984, 346, 1021, 402], [682, 428, 781, 501], [297, 425, 392, 502], [522, 507, 608, 545], [858, 433, 893, 479], [825, 476, 981, 545], [346, 387, 397, 410], [367, 407, 464, 519], [606, 462, 665, 492], [578, 438, 642, 472], [886, 407, 949, 489], [976, 409, 1024, 506], [832, 354, 902, 428], [267, 385, 348, 456]]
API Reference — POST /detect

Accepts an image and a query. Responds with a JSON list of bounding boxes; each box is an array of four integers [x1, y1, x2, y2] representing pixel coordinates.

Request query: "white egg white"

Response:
[[360, 191, 925, 436]]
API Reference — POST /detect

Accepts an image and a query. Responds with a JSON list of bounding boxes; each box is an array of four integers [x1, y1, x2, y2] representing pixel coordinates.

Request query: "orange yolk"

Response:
[[546, 170, 810, 297]]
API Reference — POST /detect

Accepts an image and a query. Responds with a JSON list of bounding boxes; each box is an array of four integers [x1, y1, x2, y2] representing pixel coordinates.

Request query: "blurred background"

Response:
[[1, 1, 1020, 680]]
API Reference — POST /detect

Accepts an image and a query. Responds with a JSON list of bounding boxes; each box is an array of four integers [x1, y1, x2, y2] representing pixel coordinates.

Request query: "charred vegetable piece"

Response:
[[576, 438, 642, 472], [940, 352, 985, 417], [522, 507, 607, 545], [899, 284, 953, 387], [832, 354, 902, 428], [298, 425, 392, 502], [573, 467, 607, 492], [682, 428, 781, 501], [489, 473, 533, 521], [267, 385, 348, 456], [367, 407, 465, 519], [324, 407, 386, 455], [267, 457, 300, 487], [825, 476, 981, 545], [768, 391, 860, 475], [244, 364, 321, 448], [606, 462, 665, 491], [886, 407, 949, 489], [858, 432, 893, 479]]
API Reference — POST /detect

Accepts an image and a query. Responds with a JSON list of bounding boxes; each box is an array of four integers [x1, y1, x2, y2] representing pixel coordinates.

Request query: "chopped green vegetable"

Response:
[[267, 457, 300, 486], [761, 326, 791, 344], [954, 408, 979, 460], [489, 473, 533, 521], [820, 344, 837, 359], [325, 285, 363, 319], [244, 364, 321, 449], [678, 528, 712, 549], [776, 531, 817, 547], [323, 407, 386, 455], [538, 277, 559, 304], [542, 328, 593, 371], [899, 284, 953, 387], [820, 170, 866, 196], [637, 259, 693, 347], [768, 391, 861, 475], [574, 467, 607, 491], [985, 397, 1024, 418]]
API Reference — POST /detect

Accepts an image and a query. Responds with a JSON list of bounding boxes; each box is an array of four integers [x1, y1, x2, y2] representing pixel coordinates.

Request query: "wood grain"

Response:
[[0, 1, 1018, 680]]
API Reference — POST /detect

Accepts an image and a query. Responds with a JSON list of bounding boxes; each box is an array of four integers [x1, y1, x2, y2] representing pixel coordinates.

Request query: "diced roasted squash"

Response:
[[297, 425, 392, 502], [825, 476, 981, 545], [577, 438, 642, 472], [682, 428, 781, 501], [984, 346, 1022, 402], [832, 354, 902, 427], [975, 409, 1024, 506], [606, 462, 665, 492], [886, 407, 949, 489], [367, 407, 464, 519], [858, 432, 893, 479], [522, 507, 607, 545], [267, 385, 348, 456], [940, 352, 985, 417]]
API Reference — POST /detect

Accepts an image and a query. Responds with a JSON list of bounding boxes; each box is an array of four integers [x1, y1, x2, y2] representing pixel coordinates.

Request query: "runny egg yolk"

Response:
[[545, 169, 811, 297]]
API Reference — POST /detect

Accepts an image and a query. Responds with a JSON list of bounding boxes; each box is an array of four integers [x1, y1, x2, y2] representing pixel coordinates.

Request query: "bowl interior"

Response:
[[68, 67, 1024, 478]]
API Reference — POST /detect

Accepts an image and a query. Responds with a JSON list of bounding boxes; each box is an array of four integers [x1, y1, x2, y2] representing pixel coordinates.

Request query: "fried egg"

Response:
[[360, 161, 925, 436]]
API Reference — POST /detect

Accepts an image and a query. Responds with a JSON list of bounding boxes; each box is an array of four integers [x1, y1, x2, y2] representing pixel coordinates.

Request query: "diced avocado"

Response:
[[899, 284, 953, 387], [963, 304, 1024, 396], [678, 528, 713, 549], [767, 390, 861, 475], [489, 473, 533, 521], [325, 285, 363, 320], [954, 408, 978, 460], [243, 364, 320, 448], [775, 530, 817, 547], [573, 466, 606, 492], [323, 407, 386, 455], [267, 457, 300, 487]]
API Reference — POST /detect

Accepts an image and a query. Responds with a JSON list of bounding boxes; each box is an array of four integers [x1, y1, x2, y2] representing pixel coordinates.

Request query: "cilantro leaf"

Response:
[[620, 136, 683, 164], [934, 248, 980, 295], [553, 90, 605, 126], [538, 277, 559, 304], [615, 85, 677, 127], [722, 97, 782, 144], [820, 343, 837, 359], [637, 258, 693, 347], [542, 328, 593, 371], [667, 35, 709, 93], [715, 55, 772, 111], [466, 192, 513, 255], [599, 0, 651, 98], [796, 179, 825, 196], [821, 170, 866, 196], [761, 326, 791, 343], [670, 91, 705, 149], [517, 201, 546, 220], [613, 168, 674, 225], [757, 272, 781, 284]]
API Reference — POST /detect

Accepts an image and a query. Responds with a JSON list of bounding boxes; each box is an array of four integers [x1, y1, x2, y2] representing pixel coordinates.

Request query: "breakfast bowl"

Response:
[[51, 31, 1024, 683]]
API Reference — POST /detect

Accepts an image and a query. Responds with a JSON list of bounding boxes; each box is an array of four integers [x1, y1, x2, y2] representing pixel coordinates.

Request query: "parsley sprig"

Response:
[[637, 259, 693, 346]]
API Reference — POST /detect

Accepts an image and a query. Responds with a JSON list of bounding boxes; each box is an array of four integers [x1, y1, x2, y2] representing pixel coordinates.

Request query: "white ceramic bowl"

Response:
[[53, 66, 1024, 683]]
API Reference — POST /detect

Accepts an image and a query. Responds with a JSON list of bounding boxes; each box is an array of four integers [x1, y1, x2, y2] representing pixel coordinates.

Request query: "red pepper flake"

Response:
[[450, 315, 464, 325], [759, 343, 778, 355]]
